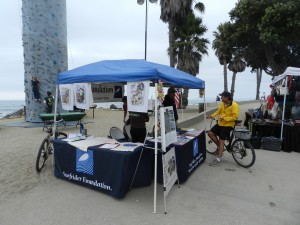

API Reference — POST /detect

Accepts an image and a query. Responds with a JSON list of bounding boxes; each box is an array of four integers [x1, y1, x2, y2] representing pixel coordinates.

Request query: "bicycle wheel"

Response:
[[206, 119, 218, 155], [36, 137, 51, 172], [231, 139, 256, 168], [206, 132, 218, 155]]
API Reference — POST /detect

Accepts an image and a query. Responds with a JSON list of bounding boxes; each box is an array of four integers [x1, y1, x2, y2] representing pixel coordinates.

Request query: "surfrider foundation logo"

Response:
[[76, 149, 94, 175], [193, 139, 198, 157]]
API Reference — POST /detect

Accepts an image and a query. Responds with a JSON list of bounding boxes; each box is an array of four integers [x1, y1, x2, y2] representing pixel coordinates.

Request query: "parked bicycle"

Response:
[[36, 119, 67, 172], [206, 118, 256, 168]]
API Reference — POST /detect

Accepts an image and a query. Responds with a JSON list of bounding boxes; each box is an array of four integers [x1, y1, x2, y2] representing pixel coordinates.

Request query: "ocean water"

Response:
[[2, 96, 250, 119], [0, 98, 213, 119], [0, 100, 25, 119]]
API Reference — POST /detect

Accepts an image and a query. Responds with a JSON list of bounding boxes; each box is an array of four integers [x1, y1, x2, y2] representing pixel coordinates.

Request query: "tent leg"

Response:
[[280, 77, 288, 140], [153, 82, 158, 214]]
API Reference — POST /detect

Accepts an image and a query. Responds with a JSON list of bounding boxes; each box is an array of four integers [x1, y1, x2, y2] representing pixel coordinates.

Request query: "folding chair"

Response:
[[109, 126, 126, 142]]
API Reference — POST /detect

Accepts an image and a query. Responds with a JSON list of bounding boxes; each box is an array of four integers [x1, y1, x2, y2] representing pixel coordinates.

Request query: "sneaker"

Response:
[[213, 149, 224, 157], [209, 159, 221, 166]]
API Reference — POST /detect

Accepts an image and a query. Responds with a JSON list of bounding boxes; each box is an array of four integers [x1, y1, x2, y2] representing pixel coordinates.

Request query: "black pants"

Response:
[[32, 88, 40, 99], [130, 127, 146, 143]]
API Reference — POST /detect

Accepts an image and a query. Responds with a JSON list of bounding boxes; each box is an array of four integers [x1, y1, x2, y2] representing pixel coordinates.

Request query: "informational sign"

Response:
[[160, 106, 177, 152], [162, 147, 178, 197], [127, 81, 150, 113], [91, 83, 124, 102]]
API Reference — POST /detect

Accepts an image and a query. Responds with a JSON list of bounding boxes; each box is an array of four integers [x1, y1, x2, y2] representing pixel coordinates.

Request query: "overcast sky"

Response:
[[0, 0, 272, 101]]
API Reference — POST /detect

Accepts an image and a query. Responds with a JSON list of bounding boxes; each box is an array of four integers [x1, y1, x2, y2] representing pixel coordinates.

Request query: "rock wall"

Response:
[[22, 0, 67, 122]]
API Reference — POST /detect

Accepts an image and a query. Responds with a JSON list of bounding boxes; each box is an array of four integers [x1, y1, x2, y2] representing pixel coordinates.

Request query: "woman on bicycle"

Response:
[[207, 91, 240, 166]]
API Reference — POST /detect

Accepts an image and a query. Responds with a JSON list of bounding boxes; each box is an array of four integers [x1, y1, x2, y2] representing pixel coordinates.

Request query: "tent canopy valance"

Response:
[[57, 59, 205, 89], [272, 67, 300, 84]]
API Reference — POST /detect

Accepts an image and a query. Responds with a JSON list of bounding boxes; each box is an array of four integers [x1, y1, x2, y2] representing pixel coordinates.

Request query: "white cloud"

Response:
[[0, 0, 272, 101]]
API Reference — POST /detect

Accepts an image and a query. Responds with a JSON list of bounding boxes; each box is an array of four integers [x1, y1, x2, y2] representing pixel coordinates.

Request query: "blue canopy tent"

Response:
[[57, 59, 204, 88], [54, 59, 205, 213]]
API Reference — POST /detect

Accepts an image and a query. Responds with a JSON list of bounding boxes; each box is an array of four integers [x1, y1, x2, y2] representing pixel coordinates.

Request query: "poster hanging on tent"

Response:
[[59, 84, 74, 111], [127, 80, 150, 113], [91, 83, 124, 102], [73, 83, 93, 109], [160, 106, 177, 152]]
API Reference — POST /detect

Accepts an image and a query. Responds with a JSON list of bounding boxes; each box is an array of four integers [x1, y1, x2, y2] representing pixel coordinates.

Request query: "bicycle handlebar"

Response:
[[208, 117, 242, 124]]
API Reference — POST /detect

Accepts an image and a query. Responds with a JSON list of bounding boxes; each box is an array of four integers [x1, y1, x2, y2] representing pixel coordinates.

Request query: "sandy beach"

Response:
[[0, 101, 299, 225]]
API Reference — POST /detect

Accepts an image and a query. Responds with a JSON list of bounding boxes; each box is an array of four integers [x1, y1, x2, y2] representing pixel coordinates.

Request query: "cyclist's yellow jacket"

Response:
[[211, 101, 240, 128]]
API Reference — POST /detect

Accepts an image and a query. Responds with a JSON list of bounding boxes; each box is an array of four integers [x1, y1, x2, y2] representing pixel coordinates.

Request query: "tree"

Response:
[[172, 12, 209, 108], [229, 0, 300, 76], [159, 0, 205, 67], [212, 22, 234, 92], [159, 1, 207, 108], [227, 55, 246, 98]]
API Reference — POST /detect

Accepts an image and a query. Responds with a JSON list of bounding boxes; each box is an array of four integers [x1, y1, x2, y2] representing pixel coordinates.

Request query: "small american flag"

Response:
[[175, 88, 181, 109]]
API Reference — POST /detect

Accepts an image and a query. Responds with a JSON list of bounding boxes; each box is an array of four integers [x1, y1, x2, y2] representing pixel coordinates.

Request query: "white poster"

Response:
[[160, 106, 177, 152], [162, 147, 178, 197], [59, 84, 74, 111], [127, 81, 150, 113], [91, 83, 124, 102], [73, 83, 93, 109]]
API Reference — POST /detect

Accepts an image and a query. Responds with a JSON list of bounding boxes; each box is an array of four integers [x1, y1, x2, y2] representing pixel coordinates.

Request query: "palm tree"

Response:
[[172, 12, 209, 108], [227, 55, 246, 98], [212, 22, 233, 92], [159, 0, 205, 67]]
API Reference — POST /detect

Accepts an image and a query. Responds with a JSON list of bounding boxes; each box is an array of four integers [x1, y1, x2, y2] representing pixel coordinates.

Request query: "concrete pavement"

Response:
[[0, 100, 299, 225]]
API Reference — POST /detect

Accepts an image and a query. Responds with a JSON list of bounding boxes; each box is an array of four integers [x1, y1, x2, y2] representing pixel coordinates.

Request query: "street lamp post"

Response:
[[137, 0, 158, 60], [137, 0, 158, 214]]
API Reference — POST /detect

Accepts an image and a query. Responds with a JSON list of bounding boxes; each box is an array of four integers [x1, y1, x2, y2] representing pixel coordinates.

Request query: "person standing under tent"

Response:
[[163, 87, 178, 123], [207, 91, 240, 166], [122, 96, 128, 123], [129, 111, 149, 143]]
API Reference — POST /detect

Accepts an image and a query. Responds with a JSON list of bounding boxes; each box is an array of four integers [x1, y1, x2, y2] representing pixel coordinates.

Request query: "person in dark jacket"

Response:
[[31, 76, 41, 101], [163, 87, 178, 122], [129, 111, 149, 143]]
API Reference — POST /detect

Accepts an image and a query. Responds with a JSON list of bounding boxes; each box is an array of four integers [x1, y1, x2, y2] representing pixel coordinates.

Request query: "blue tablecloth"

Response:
[[145, 130, 206, 183], [53, 140, 153, 198]]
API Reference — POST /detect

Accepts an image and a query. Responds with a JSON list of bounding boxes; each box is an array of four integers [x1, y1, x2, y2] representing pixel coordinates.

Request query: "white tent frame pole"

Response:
[[153, 82, 158, 214], [53, 85, 59, 138], [52, 85, 59, 164], [280, 77, 288, 140], [204, 92, 207, 131], [180, 89, 183, 120]]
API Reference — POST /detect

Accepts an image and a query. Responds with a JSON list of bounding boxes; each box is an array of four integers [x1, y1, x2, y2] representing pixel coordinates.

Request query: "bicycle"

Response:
[[36, 119, 67, 172], [206, 118, 256, 168]]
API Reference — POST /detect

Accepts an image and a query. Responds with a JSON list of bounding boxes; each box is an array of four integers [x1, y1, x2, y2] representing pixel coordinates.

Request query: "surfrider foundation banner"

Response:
[[91, 83, 124, 102]]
